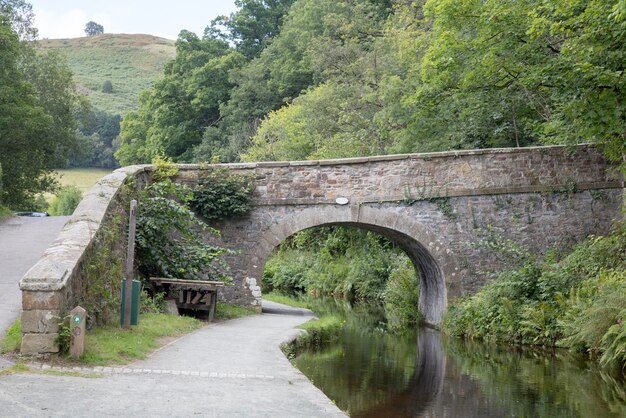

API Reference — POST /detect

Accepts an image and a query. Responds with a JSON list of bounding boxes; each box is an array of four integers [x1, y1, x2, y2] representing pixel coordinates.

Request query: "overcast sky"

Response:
[[28, 0, 238, 40]]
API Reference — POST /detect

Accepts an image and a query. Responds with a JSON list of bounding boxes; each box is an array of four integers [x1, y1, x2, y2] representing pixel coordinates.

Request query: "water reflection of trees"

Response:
[[295, 298, 421, 414], [295, 321, 419, 414], [446, 339, 626, 418], [294, 298, 626, 417]]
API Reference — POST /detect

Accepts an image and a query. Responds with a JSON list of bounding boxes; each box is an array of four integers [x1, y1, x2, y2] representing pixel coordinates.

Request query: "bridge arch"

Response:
[[247, 205, 462, 325]]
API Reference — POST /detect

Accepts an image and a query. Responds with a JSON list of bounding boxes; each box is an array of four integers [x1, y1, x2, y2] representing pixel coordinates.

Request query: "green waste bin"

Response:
[[120, 279, 141, 326]]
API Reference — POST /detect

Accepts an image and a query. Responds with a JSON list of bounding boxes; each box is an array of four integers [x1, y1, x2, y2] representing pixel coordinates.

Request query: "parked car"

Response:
[[15, 211, 49, 217]]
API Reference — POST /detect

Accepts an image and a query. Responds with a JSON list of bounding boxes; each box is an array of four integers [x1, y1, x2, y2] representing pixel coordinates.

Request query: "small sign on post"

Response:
[[123, 199, 138, 329], [69, 306, 86, 358]]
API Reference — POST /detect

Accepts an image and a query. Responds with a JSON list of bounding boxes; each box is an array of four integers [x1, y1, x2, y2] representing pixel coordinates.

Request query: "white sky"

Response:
[[28, 0, 238, 40]]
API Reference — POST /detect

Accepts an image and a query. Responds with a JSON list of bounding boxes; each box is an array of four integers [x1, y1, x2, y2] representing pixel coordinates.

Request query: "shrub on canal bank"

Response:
[[444, 223, 626, 371], [0, 205, 12, 220], [282, 315, 345, 360], [297, 315, 345, 347]]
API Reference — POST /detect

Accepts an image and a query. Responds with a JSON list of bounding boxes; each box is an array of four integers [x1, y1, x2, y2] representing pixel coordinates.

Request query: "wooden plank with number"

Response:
[[149, 277, 224, 321]]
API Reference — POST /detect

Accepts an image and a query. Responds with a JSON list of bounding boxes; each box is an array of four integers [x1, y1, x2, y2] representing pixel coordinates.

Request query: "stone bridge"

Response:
[[19, 145, 622, 353]]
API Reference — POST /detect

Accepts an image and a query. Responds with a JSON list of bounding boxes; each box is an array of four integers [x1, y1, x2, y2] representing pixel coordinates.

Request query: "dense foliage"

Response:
[[444, 223, 626, 371], [48, 185, 82, 216], [72, 110, 122, 168], [117, 0, 624, 167], [135, 177, 231, 282], [190, 169, 254, 221], [0, 1, 83, 208], [134, 159, 233, 282]]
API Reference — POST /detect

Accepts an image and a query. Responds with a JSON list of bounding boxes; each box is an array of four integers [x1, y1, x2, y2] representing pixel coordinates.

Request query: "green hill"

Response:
[[38, 34, 176, 115]]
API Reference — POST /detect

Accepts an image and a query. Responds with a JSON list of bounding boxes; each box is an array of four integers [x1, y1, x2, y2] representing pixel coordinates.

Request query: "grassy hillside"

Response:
[[38, 34, 176, 115]]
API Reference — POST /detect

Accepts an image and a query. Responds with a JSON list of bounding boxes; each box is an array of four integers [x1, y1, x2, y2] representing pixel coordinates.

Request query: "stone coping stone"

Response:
[[170, 144, 603, 170]]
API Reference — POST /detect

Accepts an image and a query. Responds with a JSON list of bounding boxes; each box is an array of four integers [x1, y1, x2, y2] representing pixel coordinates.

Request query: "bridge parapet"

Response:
[[18, 145, 623, 353], [19, 166, 149, 354], [174, 144, 621, 206]]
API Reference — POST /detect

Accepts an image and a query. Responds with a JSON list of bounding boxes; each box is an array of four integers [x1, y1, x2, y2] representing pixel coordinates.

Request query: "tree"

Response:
[[20, 48, 82, 167], [242, 0, 394, 161], [529, 0, 626, 164], [84, 21, 103, 36], [0, 18, 54, 207], [390, 0, 626, 164], [207, 0, 296, 59], [0, 8, 83, 208], [72, 110, 122, 168], [0, 0, 37, 40], [116, 32, 243, 165]]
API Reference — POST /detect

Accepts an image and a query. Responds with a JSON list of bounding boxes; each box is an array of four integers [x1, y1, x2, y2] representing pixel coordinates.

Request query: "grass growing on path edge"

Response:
[[0, 319, 21, 353], [282, 315, 345, 361], [215, 303, 259, 320], [80, 313, 205, 365], [263, 292, 312, 309], [0, 205, 13, 221]]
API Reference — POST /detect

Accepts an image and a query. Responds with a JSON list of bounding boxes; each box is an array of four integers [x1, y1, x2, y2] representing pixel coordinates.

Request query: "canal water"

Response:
[[293, 299, 626, 417]]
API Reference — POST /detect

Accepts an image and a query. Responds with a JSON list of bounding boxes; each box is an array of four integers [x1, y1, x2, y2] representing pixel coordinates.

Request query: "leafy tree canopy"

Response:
[[0, 0, 37, 39], [0, 4, 84, 208], [118, 0, 625, 170], [207, 0, 296, 59]]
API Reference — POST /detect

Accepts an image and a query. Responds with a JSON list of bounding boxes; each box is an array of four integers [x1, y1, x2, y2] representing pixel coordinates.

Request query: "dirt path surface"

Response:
[[0, 216, 70, 335], [0, 301, 347, 417]]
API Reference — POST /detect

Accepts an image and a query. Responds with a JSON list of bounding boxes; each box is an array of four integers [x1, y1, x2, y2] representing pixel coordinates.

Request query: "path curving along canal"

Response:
[[0, 301, 346, 417]]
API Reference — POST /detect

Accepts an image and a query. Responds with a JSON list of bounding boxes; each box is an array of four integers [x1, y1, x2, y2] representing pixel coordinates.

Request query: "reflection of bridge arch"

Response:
[[247, 206, 461, 325], [353, 328, 446, 417]]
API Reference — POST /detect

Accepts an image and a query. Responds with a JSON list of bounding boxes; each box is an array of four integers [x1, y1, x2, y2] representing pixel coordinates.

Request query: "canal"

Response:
[[292, 299, 626, 417]]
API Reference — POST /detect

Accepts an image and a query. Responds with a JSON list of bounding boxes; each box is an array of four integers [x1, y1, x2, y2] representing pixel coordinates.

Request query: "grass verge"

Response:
[[2, 304, 257, 367], [263, 292, 312, 309], [0, 319, 21, 353], [0, 205, 13, 221], [297, 315, 345, 346], [79, 313, 204, 366]]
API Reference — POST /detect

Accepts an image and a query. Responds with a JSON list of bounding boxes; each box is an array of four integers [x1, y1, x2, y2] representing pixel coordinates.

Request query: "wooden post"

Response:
[[69, 306, 86, 358], [123, 199, 137, 329]]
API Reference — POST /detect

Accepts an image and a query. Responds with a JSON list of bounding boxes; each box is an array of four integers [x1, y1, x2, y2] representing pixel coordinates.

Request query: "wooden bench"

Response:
[[149, 278, 224, 321]]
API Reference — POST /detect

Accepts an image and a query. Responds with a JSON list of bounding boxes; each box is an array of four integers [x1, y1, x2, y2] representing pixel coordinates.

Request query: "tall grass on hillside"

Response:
[[38, 34, 175, 115]]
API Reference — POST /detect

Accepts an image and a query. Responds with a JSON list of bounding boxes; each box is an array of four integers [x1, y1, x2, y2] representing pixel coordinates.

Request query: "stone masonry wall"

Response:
[[174, 144, 622, 324]]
